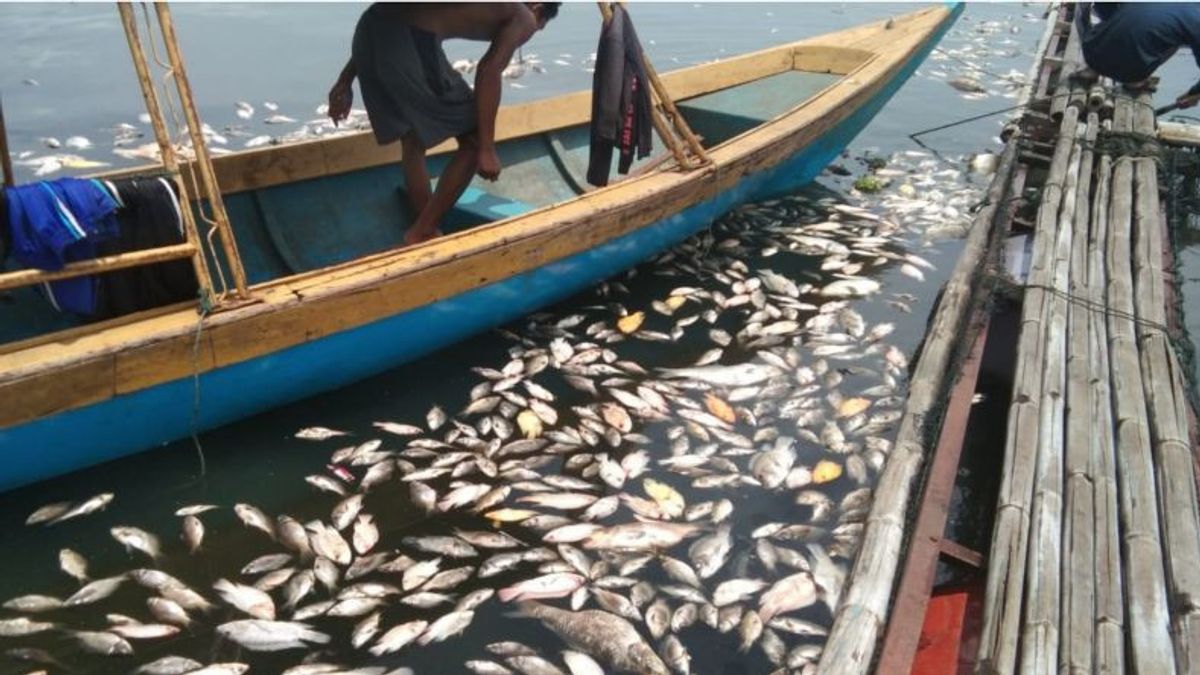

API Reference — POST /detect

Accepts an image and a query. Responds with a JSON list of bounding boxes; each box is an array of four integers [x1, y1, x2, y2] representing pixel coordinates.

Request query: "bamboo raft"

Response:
[[824, 4, 1200, 673]]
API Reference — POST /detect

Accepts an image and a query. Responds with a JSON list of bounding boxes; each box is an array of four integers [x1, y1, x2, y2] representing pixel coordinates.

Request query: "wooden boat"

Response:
[[0, 5, 961, 490]]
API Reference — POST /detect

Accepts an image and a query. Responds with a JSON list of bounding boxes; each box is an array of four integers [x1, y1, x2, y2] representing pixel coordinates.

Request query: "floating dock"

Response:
[[819, 5, 1200, 673]]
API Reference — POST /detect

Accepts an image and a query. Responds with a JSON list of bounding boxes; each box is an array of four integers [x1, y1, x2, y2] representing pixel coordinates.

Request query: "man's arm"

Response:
[[473, 8, 537, 180], [328, 58, 356, 126]]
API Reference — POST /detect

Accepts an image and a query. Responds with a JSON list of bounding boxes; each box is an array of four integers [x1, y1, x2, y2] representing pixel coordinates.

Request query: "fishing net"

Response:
[[1161, 138, 1200, 417]]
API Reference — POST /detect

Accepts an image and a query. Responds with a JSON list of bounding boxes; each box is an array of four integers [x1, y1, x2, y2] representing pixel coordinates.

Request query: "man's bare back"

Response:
[[328, 3, 559, 246], [379, 3, 537, 42]]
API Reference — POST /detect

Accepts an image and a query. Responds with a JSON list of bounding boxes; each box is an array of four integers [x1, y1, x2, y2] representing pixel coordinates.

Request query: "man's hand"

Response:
[[477, 145, 502, 181], [328, 80, 353, 126], [1177, 92, 1200, 110]]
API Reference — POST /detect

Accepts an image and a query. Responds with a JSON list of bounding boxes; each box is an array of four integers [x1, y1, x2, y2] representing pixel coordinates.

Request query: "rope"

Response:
[[188, 303, 210, 478], [138, 3, 231, 302]]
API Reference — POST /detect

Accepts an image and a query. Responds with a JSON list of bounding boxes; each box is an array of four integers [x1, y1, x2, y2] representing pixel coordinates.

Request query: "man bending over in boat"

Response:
[[327, 3, 561, 246]]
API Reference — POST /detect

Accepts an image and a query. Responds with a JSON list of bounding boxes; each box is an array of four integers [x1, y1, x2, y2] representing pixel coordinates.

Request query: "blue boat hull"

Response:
[[0, 9, 959, 490]]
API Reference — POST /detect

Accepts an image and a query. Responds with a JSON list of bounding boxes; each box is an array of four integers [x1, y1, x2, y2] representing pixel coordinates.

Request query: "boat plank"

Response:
[[819, 111, 1021, 675]]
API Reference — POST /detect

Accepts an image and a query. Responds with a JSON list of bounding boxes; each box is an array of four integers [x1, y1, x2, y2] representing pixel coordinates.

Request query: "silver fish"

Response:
[[59, 548, 89, 583], [658, 363, 779, 387], [213, 578, 275, 620], [53, 492, 115, 524], [0, 617, 57, 637], [134, 655, 204, 675], [3, 594, 62, 612], [514, 602, 668, 675], [216, 619, 330, 651], [66, 575, 126, 606], [181, 515, 204, 553], [418, 609, 475, 645], [688, 525, 732, 579], [370, 619, 428, 655], [234, 503, 276, 539]]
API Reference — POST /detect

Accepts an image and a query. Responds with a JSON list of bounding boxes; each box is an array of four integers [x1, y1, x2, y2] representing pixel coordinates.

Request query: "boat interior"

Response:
[[1, 42, 873, 346]]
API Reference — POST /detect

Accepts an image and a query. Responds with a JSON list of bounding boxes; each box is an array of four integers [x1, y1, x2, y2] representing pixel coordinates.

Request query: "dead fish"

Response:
[[658, 363, 778, 387], [370, 619, 429, 656], [688, 525, 732, 579], [306, 474, 348, 496], [108, 623, 182, 640], [0, 617, 57, 637], [374, 421, 424, 436], [427, 405, 448, 431], [213, 579, 275, 620], [417, 609, 475, 645], [295, 426, 348, 440], [52, 492, 115, 524], [148, 597, 192, 627], [513, 602, 668, 674], [59, 548, 89, 583], [216, 619, 330, 651], [498, 573, 586, 602], [66, 575, 126, 606], [26, 502, 72, 525], [583, 522, 703, 551], [134, 655, 204, 674], [3, 594, 63, 612], [713, 578, 769, 607], [73, 630, 133, 655], [235, 503, 276, 539]]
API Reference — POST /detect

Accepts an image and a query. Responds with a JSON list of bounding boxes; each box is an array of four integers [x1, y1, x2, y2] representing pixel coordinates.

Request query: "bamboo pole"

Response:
[[1050, 5, 1083, 120], [153, 2, 249, 299], [117, 2, 215, 305], [1058, 111, 1098, 675], [595, 2, 693, 172], [615, 2, 709, 166], [1105, 91, 1177, 673], [1020, 123, 1083, 675], [0, 92, 13, 189], [1087, 126, 1126, 675], [1130, 92, 1200, 670], [818, 128, 1023, 675], [975, 104, 1080, 675], [1157, 120, 1200, 148], [0, 243, 196, 291]]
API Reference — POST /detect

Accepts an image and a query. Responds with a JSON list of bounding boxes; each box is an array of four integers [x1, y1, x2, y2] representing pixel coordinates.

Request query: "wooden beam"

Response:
[[153, 2, 249, 300], [117, 2, 215, 304], [875, 314, 992, 674], [0, 243, 196, 291]]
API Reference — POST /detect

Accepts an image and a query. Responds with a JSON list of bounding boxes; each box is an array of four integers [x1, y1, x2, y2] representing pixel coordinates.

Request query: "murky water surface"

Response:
[[2, 4, 1196, 675]]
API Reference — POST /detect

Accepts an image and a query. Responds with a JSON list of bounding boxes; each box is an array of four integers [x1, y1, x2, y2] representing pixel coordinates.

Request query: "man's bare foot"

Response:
[[1069, 67, 1099, 86], [1122, 78, 1158, 94], [403, 227, 445, 246]]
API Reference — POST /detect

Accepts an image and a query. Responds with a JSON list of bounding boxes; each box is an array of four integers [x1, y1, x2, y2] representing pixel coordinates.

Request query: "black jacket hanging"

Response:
[[587, 5, 653, 187]]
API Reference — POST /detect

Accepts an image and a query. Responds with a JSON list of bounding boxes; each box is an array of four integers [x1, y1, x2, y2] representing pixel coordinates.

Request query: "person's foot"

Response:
[[1069, 67, 1099, 86], [403, 227, 444, 247], [1122, 77, 1158, 94]]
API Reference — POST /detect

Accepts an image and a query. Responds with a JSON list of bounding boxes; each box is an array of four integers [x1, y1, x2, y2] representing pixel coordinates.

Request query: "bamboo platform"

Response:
[[851, 5, 1200, 673], [972, 6, 1200, 674]]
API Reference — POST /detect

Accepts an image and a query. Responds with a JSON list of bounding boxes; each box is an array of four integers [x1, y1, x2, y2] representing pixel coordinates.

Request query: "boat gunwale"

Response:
[[0, 7, 951, 425]]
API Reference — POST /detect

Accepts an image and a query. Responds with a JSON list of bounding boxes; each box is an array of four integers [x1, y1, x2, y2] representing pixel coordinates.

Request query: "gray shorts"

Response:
[[352, 4, 477, 148]]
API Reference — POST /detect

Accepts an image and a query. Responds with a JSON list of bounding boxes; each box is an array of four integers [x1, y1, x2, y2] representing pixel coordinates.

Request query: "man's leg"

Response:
[[403, 133, 479, 246], [400, 134, 432, 216]]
